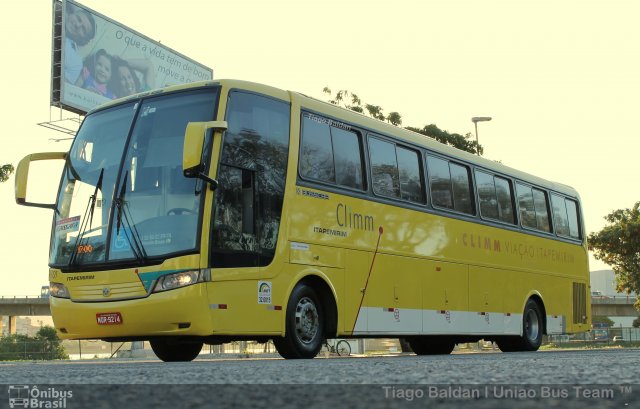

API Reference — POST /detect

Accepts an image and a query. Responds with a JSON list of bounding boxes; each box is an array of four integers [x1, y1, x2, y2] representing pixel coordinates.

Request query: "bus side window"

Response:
[[427, 156, 474, 214], [397, 146, 425, 203], [565, 199, 580, 239], [369, 137, 400, 198], [476, 171, 514, 224], [516, 183, 537, 229], [449, 163, 473, 214], [517, 183, 550, 232], [427, 156, 453, 208], [553, 194, 581, 239], [300, 116, 335, 183], [494, 176, 515, 224], [551, 194, 570, 236], [476, 170, 498, 219], [332, 127, 364, 190], [532, 188, 551, 232]]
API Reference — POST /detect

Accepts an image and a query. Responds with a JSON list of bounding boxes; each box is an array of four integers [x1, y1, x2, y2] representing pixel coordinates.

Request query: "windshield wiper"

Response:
[[114, 171, 149, 265], [68, 168, 104, 266]]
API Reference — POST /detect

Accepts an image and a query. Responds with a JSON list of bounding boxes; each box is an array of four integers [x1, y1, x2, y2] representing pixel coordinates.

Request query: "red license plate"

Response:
[[96, 312, 123, 325]]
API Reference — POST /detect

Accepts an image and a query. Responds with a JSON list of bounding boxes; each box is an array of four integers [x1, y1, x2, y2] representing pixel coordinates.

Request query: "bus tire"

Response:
[[150, 338, 203, 362], [520, 298, 544, 350], [498, 299, 544, 352], [407, 336, 455, 355], [273, 283, 324, 359], [495, 336, 519, 352]]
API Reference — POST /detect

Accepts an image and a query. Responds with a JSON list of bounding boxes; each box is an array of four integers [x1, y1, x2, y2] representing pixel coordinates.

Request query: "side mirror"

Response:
[[182, 120, 227, 189], [15, 152, 67, 209]]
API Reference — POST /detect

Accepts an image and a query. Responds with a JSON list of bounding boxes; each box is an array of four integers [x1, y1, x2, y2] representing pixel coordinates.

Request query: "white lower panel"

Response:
[[367, 307, 422, 334], [352, 306, 561, 337], [546, 315, 566, 334]]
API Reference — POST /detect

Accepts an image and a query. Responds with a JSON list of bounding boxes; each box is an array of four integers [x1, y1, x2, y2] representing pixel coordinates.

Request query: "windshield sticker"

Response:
[[111, 228, 132, 252], [77, 244, 93, 254], [55, 216, 80, 235], [141, 233, 172, 246], [258, 281, 272, 305]]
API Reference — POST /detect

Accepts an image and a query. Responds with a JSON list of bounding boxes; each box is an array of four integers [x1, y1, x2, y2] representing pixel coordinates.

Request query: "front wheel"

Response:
[[273, 283, 324, 359], [150, 338, 203, 362]]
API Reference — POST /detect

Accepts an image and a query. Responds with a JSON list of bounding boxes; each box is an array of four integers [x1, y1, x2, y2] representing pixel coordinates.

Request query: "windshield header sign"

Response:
[[52, 0, 213, 114]]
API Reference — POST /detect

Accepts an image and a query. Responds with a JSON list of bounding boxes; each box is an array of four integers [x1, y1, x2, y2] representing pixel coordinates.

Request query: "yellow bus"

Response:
[[15, 79, 590, 361]]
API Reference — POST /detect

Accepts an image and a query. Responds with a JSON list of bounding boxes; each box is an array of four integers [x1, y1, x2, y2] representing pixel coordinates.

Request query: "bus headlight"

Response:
[[152, 269, 209, 293], [50, 282, 70, 299]]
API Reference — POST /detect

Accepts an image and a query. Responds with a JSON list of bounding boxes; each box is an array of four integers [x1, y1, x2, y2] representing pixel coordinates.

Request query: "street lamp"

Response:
[[471, 116, 492, 156]]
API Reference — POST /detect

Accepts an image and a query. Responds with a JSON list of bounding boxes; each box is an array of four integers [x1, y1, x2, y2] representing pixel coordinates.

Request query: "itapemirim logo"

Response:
[[7, 385, 73, 408]]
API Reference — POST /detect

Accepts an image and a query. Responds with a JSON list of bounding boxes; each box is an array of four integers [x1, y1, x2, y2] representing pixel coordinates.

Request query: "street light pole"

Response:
[[471, 116, 492, 156]]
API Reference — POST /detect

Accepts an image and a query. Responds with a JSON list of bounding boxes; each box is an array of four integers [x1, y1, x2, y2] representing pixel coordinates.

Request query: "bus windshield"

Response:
[[50, 88, 218, 268]]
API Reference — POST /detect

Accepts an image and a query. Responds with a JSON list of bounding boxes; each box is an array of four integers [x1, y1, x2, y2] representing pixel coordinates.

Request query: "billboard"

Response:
[[51, 0, 213, 114]]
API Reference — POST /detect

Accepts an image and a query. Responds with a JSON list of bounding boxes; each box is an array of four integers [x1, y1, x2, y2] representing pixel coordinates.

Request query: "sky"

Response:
[[1, 0, 637, 295]]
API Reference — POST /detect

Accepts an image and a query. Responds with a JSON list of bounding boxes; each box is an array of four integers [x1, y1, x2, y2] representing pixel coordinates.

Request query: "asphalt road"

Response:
[[1, 349, 638, 409]]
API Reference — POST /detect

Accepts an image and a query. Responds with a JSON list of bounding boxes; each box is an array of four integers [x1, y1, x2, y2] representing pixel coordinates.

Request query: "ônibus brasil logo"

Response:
[[7, 385, 73, 408]]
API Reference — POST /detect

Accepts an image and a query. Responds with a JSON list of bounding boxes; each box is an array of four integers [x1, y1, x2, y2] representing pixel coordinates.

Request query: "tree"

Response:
[[323, 87, 400, 126], [406, 125, 483, 156], [0, 326, 68, 361], [633, 317, 640, 328], [0, 164, 14, 182], [591, 316, 615, 328], [35, 326, 68, 360], [323, 87, 483, 155], [588, 202, 640, 309]]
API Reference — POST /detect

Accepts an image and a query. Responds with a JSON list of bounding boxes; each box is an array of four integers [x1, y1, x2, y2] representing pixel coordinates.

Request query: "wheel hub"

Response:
[[294, 297, 319, 344], [525, 309, 540, 342]]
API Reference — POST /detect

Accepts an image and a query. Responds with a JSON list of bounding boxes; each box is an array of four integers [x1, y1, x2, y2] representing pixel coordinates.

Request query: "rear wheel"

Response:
[[150, 338, 203, 362], [407, 336, 455, 355], [521, 299, 544, 350], [497, 299, 544, 352], [273, 283, 324, 359]]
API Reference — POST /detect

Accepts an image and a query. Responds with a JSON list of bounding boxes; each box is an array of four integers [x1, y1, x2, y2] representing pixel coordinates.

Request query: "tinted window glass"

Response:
[[551, 194, 570, 237], [397, 147, 424, 203], [213, 92, 290, 267], [532, 188, 550, 232], [516, 183, 537, 228], [476, 171, 498, 219], [300, 116, 334, 183], [369, 137, 400, 198], [428, 156, 453, 209], [450, 163, 473, 214], [495, 177, 515, 224], [332, 127, 363, 189], [566, 199, 580, 239]]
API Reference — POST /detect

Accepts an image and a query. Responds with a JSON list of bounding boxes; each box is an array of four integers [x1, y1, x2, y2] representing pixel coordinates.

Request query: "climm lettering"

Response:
[[336, 203, 374, 232], [462, 233, 501, 252]]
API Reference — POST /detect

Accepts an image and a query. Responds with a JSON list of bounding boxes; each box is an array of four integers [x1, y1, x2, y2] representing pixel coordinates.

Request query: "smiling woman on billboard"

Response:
[[63, 2, 96, 85]]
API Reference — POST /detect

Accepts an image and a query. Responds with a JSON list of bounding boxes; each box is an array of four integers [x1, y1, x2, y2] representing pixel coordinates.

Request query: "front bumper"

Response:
[[50, 283, 212, 339]]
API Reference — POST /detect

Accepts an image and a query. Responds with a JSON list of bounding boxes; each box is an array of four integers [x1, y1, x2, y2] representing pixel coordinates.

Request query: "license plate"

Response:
[[96, 312, 123, 325]]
